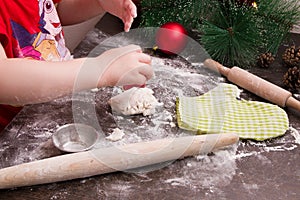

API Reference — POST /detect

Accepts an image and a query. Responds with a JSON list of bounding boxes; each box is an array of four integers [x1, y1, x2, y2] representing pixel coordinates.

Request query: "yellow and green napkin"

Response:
[[176, 83, 289, 141]]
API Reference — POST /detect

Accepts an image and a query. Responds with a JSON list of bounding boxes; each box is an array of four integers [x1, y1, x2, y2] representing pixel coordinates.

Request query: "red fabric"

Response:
[[0, 0, 63, 58], [0, 0, 61, 131], [0, 1, 41, 58], [0, 105, 22, 132], [0, 1, 37, 131]]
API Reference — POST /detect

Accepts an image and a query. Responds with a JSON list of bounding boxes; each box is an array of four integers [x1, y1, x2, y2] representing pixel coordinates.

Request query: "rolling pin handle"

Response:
[[286, 96, 300, 112], [203, 59, 230, 77], [204, 59, 300, 112]]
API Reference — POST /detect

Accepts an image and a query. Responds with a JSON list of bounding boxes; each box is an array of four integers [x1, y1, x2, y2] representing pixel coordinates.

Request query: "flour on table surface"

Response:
[[1, 27, 299, 197], [105, 128, 125, 142]]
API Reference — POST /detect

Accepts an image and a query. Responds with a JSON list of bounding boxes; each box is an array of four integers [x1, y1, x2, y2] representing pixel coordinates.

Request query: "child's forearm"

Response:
[[0, 45, 152, 106], [56, 0, 105, 26], [0, 58, 97, 105]]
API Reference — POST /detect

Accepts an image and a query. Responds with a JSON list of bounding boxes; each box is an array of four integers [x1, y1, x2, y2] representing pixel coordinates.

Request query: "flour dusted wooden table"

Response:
[[0, 31, 299, 199]]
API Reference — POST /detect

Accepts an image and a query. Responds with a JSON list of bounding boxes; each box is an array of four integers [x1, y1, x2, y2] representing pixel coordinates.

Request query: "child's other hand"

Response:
[[97, 45, 153, 87], [98, 0, 137, 32]]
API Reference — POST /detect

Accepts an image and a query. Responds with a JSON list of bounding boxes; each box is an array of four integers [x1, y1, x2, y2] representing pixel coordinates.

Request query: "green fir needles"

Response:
[[139, 0, 300, 67]]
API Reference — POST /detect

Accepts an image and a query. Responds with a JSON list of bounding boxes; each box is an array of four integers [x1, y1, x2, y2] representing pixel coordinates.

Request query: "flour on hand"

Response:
[[108, 87, 161, 116]]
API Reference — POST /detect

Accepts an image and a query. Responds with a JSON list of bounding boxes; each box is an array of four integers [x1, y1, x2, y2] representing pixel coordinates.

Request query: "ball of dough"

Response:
[[108, 87, 161, 116]]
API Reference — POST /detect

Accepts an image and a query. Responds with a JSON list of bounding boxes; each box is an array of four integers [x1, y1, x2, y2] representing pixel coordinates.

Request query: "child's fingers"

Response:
[[135, 48, 142, 53], [138, 64, 154, 81], [123, 12, 133, 32], [138, 53, 151, 64], [117, 69, 148, 86], [130, 3, 137, 18], [123, 0, 137, 31], [124, 18, 133, 32], [124, 24, 130, 32], [125, 0, 137, 18]]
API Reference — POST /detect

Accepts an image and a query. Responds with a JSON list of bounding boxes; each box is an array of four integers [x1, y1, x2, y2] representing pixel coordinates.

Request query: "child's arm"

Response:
[[56, 0, 104, 26], [57, 0, 137, 32], [0, 44, 152, 105]]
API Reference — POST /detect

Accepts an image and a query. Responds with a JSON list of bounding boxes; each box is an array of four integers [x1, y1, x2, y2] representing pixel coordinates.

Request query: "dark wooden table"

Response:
[[0, 21, 299, 200]]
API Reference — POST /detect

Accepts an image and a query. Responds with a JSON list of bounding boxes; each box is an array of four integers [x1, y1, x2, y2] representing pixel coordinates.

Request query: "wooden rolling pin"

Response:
[[0, 133, 238, 189], [204, 59, 300, 112]]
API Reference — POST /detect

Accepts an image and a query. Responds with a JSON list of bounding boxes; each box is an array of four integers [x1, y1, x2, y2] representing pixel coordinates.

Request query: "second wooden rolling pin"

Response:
[[0, 133, 238, 189], [204, 59, 300, 112]]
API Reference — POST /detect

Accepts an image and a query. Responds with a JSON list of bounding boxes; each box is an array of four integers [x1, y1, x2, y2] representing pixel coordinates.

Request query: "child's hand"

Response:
[[96, 45, 153, 87], [98, 0, 137, 32]]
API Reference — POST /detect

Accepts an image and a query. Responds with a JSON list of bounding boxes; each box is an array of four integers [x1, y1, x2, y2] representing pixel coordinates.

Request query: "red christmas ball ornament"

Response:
[[155, 22, 188, 55]]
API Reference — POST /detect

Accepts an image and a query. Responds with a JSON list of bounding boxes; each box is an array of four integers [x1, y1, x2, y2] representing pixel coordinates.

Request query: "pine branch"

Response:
[[201, 2, 261, 66], [140, 0, 215, 30], [256, 0, 300, 54], [139, 0, 300, 67]]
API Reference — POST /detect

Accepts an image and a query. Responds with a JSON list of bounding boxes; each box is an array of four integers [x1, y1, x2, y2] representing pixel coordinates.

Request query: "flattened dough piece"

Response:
[[108, 87, 161, 116]]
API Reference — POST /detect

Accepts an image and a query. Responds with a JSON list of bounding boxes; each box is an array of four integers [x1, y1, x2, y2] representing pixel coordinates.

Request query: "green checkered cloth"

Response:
[[176, 83, 289, 141]]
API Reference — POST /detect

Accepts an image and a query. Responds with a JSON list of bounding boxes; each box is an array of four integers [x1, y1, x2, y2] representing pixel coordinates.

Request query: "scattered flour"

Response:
[[106, 128, 125, 142], [288, 126, 300, 144]]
